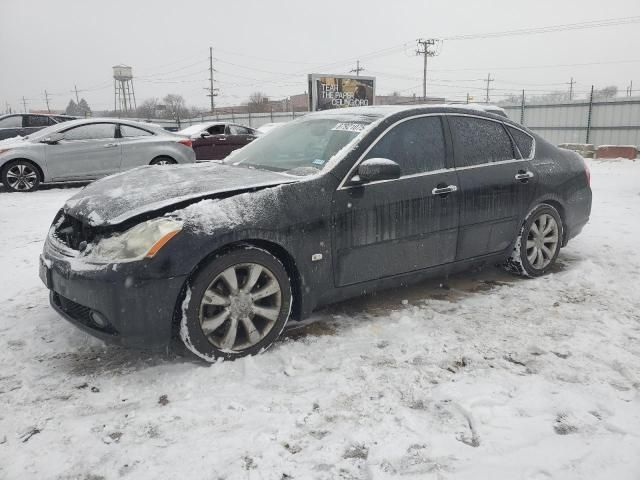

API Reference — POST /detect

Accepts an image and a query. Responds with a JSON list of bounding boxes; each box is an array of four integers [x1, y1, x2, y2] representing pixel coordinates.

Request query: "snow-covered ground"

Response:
[[1, 160, 639, 480]]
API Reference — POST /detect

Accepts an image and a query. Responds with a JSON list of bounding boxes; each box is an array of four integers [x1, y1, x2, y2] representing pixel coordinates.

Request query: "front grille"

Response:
[[52, 293, 117, 335], [53, 212, 97, 251]]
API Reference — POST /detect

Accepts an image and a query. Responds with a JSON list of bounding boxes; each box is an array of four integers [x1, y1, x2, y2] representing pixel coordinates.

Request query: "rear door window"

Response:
[[507, 126, 534, 159], [449, 116, 514, 167], [229, 125, 251, 135], [364, 116, 446, 176]]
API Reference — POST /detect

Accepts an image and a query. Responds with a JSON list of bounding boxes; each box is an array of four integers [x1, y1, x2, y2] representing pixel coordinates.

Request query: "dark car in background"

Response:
[[0, 113, 76, 140], [178, 122, 258, 160], [40, 105, 591, 362]]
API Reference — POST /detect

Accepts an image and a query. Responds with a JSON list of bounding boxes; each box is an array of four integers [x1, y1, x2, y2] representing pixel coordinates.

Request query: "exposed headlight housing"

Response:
[[86, 217, 183, 263]]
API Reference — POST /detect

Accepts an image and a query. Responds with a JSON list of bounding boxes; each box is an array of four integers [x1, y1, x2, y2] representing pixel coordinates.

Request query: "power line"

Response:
[[207, 47, 219, 112], [44, 90, 51, 113], [416, 39, 441, 100], [567, 77, 576, 100], [484, 73, 494, 103], [350, 60, 365, 76], [443, 15, 640, 41]]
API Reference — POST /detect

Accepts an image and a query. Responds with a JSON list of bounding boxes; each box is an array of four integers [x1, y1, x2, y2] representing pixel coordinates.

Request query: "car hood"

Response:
[[63, 162, 297, 227]]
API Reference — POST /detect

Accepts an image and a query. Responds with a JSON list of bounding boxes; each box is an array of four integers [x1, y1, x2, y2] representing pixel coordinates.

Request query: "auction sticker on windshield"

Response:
[[331, 122, 367, 132]]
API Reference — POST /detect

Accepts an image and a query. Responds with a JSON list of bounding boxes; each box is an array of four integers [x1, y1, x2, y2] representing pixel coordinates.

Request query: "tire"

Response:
[[179, 246, 292, 361], [1, 160, 41, 192], [504, 204, 564, 277], [150, 156, 176, 166]]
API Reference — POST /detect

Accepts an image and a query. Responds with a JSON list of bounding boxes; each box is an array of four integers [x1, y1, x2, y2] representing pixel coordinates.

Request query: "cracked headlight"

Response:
[[87, 218, 183, 263]]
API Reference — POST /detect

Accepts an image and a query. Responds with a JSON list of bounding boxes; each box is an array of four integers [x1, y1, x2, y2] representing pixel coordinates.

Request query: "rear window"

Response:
[[508, 126, 534, 159], [120, 125, 153, 137]]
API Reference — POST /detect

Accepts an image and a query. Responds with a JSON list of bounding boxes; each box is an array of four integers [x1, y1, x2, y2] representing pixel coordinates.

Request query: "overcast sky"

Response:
[[1, 0, 640, 113]]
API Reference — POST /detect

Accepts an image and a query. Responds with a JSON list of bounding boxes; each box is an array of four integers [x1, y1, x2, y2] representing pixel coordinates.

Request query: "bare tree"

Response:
[[248, 91, 270, 113], [593, 85, 618, 99], [162, 94, 189, 120], [136, 98, 159, 118]]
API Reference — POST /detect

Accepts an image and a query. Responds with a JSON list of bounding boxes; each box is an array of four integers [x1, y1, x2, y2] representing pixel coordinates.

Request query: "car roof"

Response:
[[311, 103, 505, 117], [50, 117, 168, 132], [307, 103, 518, 128]]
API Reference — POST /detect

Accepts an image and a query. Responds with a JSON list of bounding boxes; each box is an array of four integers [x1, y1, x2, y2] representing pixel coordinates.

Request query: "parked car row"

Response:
[[38, 104, 592, 361], [0, 118, 195, 191]]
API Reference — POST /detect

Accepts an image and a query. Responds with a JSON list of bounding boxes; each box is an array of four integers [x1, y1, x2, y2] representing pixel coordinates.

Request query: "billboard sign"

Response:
[[308, 74, 376, 111]]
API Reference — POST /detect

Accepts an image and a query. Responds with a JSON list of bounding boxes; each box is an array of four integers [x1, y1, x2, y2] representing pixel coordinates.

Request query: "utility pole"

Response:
[[74, 85, 80, 104], [484, 73, 494, 103], [416, 38, 439, 101], [206, 46, 219, 113], [350, 60, 365, 76], [567, 77, 576, 100], [44, 90, 51, 113], [21, 96, 28, 113], [627, 80, 634, 97]]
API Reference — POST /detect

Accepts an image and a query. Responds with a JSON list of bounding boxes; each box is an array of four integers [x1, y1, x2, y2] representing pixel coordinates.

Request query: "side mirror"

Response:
[[351, 158, 401, 184], [200, 132, 211, 138], [41, 132, 64, 145]]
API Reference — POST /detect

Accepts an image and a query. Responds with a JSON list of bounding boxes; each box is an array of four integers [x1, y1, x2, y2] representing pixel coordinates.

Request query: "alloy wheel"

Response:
[[198, 263, 282, 352], [6, 164, 38, 191], [526, 213, 559, 269]]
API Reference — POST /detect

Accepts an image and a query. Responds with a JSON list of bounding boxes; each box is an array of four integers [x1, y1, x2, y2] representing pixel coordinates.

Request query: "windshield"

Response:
[[24, 122, 70, 140], [226, 116, 376, 175]]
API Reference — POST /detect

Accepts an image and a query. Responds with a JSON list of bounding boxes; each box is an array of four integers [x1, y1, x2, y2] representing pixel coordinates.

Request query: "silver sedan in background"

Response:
[[0, 118, 196, 192]]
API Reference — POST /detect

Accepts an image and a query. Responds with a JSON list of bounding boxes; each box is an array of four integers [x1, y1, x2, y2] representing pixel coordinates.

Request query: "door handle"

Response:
[[515, 170, 534, 182], [431, 185, 458, 196], [103, 143, 118, 148], [218, 137, 227, 141]]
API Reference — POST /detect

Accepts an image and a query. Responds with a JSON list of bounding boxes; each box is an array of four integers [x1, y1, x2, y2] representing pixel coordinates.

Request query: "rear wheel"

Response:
[[504, 204, 563, 277], [150, 156, 176, 166], [1, 160, 41, 192], [179, 247, 292, 361]]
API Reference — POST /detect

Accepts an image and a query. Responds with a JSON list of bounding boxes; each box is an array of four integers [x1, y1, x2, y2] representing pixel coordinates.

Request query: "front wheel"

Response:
[[504, 204, 563, 277], [2, 160, 41, 192], [180, 247, 292, 361]]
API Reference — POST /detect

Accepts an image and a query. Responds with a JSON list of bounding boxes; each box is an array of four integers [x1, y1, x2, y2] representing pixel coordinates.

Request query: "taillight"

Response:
[[583, 157, 591, 185], [178, 138, 192, 148]]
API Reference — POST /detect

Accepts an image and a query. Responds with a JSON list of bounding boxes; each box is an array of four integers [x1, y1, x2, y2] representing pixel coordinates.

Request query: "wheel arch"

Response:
[[526, 196, 568, 246], [171, 238, 304, 337], [538, 199, 568, 246]]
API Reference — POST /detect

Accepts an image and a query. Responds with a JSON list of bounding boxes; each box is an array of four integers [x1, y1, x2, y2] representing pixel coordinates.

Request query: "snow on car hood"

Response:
[[63, 162, 297, 227]]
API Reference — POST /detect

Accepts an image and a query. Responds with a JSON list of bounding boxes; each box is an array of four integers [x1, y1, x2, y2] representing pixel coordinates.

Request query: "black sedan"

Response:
[[39, 105, 592, 361]]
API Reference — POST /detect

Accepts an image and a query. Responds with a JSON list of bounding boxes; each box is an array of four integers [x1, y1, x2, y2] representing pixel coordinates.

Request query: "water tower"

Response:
[[113, 65, 137, 114]]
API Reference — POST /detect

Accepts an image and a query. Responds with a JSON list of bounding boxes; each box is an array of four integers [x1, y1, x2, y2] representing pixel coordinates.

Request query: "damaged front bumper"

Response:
[[40, 237, 187, 351]]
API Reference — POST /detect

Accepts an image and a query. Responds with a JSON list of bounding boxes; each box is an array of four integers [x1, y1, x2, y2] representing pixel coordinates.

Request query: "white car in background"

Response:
[[257, 122, 287, 135], [0, 118, 195, 192]]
